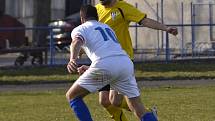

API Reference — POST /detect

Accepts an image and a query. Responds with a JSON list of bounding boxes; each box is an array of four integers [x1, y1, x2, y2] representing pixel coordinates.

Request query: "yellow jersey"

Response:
[[96, 1, 146, 59]]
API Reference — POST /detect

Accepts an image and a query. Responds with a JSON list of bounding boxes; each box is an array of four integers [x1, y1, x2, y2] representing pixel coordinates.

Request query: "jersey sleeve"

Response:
[[71, 27, 86, 44], [121, 2, 147, 23]]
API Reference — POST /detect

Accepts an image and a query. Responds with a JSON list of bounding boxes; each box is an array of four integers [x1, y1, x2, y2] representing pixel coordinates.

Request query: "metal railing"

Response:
[[0, 26, 56, 66], [0, 2, 215, 66]]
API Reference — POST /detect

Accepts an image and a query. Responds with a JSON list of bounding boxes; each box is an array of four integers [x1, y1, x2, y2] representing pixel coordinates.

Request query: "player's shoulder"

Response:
[[73, 24, 83, 31], [71, 23, 86, 35], [74, 21, 99, 33], [95, 3, 101, 7], [95, 3, 103, 9]]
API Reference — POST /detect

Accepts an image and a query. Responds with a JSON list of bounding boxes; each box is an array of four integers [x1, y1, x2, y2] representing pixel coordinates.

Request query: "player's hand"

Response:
[[67, 59, 78, 73], [77, 65, 89, 75], [167, 27, 178, 36]]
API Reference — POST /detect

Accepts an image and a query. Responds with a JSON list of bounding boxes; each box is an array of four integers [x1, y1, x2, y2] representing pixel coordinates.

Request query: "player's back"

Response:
[[71, 20, 127, 62]]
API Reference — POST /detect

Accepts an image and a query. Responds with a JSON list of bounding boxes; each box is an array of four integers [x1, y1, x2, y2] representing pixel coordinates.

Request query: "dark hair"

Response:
[[0, 10, 3, 17], [80, 5, 98, 21]]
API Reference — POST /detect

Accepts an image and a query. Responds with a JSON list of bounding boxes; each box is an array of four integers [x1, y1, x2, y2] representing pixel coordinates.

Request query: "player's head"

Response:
[[80, 5, 98, 23]]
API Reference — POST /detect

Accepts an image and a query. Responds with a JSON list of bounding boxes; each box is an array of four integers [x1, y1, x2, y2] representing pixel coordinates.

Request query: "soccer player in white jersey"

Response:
[[66, 5, 157, 121]]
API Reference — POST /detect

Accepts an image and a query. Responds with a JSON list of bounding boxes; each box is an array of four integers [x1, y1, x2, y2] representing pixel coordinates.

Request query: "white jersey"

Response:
[[71, 20, 127, 62]]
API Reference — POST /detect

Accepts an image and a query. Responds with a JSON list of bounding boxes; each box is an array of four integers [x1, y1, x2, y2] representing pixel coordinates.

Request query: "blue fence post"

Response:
[[191, 2, 196, 56], [165, 32, 170, 62], [161, 0, 164, 49], [49, 27, 54, 66], [181, 2, 184, 58], [156, 2, 160, 56], [209, 3, 213, 42], [135, 2, 138, 50]]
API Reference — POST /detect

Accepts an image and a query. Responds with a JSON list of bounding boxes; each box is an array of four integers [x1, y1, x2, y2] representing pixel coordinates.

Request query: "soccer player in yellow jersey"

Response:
[[96, 0, 178, 121]]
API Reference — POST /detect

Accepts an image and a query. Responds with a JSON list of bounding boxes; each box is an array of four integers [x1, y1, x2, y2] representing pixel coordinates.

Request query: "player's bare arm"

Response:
[[77, 65, 89, 75], [140, 17, 178, 36], [78, 48, 85, 58], [67, 37, 84, 73]]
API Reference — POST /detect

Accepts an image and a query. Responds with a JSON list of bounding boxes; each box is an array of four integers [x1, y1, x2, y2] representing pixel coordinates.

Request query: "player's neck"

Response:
[[105, 0, 117, 8], [85, 18, 97, 22]]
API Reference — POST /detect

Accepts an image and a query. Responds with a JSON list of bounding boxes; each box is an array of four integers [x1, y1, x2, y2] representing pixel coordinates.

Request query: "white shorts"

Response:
[[74, 55, 140, 98]]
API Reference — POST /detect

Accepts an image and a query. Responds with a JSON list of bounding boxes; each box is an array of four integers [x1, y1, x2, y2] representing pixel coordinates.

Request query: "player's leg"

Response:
[[112, 82, 158, 121], [66, 82, 93, 121], [110, 56, 157, 121], [109, 90, 130, 111], [126, 96, 157, 121], [112, 77, 157, 121], [99, 85, 129, 121], [99, 85, 111, 108], [66, 67, 111, 121]]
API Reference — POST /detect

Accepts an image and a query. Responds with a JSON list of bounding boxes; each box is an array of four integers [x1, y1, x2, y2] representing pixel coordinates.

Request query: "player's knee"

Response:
[[99, 91, 111, 108], [109, 91, 124, 107], [65, 91, 72, 101], [109, 94, 122, 107], [66, 90, 78, 101], [99, 96, 111, 108], [110, 98, 121, 107]]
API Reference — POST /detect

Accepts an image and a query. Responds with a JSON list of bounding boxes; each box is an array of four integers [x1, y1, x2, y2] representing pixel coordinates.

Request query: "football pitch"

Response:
[[0, 86, 215, 121], [1, 62, 215, 121]]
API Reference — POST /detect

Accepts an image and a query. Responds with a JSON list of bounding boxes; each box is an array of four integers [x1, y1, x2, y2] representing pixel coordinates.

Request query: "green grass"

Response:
[[135, 62, 215, 80], [1, 61, 215, 121], [0, 86, 214, 121], [1, 62, 215, 84], [0, 66, 78, 84]]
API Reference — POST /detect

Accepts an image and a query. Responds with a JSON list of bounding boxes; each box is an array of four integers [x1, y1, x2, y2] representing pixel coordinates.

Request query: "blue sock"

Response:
[[141, 112, 157, 121], [70, 97, 93, 121]]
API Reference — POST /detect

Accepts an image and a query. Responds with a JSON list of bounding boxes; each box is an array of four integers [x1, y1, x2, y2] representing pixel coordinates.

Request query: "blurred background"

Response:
[[0, 0, 215, 67]]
